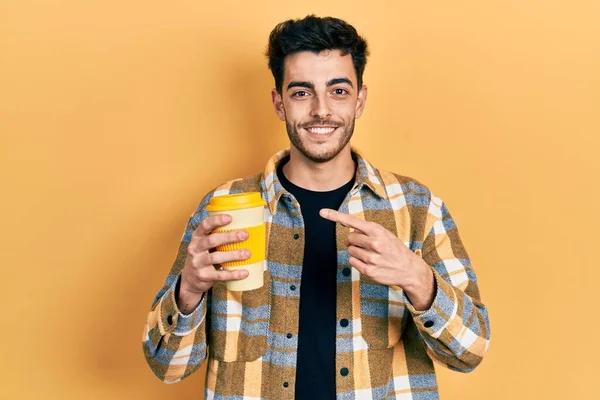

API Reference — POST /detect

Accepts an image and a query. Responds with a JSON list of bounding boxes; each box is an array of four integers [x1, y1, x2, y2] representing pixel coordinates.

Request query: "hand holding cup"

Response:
[[180, 213, 252, 298]]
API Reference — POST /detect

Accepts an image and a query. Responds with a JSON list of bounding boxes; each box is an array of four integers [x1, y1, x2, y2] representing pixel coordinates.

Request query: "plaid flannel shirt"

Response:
[[142, 147, 491, 399]]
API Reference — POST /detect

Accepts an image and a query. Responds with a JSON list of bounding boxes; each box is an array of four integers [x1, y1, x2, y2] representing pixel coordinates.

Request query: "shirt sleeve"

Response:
[[404, 194, 491, 373], [142, 192, 214, 383]]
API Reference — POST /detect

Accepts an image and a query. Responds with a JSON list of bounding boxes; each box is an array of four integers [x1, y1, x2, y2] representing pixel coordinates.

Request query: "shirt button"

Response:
[[424, 320, 434, 328], [340, 318, 349, 327], [286, 333, 293, 339], [342, 267, 351, 277], [283, 382, 289, 388], [167, 315, 173, 325], [293, 233, 300, 240], [340, 367, 349, 376], [290, 285, 296, 291]]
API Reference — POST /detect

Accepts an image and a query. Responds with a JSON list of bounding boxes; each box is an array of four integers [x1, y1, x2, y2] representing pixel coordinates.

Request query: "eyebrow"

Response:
[[287, 81, 315, 90], [327, 77, 353, 88], [286, 77, 354, 91]]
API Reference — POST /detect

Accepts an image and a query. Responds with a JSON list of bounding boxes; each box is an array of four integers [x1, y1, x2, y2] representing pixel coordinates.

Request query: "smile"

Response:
[[306, 126, 337, 135]]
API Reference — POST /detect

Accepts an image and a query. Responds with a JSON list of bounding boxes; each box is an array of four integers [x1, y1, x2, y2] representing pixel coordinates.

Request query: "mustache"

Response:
[[299, 119, 343, 129]]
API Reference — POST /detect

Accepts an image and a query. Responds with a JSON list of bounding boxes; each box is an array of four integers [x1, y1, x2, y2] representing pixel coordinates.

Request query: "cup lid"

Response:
[[206, 192, 266, 211]]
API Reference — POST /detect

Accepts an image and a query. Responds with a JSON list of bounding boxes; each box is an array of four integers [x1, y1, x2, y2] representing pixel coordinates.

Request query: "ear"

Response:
[[354, 84, 368, 119], [271, 89, 286, 121]]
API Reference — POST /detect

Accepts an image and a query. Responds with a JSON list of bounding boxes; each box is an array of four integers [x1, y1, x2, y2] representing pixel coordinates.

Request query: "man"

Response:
[[143, 15, 490, 399]]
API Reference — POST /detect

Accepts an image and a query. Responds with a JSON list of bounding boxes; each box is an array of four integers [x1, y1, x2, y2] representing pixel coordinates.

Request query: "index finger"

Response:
[[319, 208, 373, 234], [194, 214, 232, 237]]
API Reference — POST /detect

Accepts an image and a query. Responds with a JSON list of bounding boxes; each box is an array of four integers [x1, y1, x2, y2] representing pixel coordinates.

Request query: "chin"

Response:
[[300, 146, 345, 163]]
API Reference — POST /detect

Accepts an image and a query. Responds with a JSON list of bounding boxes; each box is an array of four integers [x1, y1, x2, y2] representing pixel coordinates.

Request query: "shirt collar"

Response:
[[261, 147, 389, 215]]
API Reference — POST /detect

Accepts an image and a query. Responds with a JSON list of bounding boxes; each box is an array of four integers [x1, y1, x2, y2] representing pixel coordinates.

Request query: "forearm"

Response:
[[406, 268, 490, 372], [143, 192, 215, 382], [143, 274, 209, 383], [409, 196, 491, 372]]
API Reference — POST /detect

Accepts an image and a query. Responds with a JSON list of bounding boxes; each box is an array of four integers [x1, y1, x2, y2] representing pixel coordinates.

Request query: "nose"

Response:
[[310, 94, 332, 120]]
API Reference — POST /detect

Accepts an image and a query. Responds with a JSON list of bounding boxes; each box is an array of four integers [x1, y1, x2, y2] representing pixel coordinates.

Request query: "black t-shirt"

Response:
[[277, 159, 355, 399]]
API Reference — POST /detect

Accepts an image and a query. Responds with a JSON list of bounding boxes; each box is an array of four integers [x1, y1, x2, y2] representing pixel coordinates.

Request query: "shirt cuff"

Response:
[[157, 276, 207, 337], [404, 268, 458, 338]]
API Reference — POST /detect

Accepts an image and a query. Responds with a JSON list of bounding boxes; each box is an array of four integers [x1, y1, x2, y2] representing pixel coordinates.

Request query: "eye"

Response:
[[292, 91, 308, 97], [333, 88, 348, 96]]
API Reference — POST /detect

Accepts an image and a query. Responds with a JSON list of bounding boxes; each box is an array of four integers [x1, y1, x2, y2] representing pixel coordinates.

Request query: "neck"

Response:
[[282, 145, 356, 191]]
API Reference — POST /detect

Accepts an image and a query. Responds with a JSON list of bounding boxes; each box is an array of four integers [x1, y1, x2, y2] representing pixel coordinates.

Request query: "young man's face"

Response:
[[272, 49, 367, 163]]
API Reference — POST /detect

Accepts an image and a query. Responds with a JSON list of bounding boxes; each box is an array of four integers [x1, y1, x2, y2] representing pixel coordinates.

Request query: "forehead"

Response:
[[283, 49, 357, 86]]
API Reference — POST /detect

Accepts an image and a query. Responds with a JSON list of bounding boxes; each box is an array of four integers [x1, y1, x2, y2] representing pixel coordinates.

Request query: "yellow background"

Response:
[[2, 0, 599, 398]]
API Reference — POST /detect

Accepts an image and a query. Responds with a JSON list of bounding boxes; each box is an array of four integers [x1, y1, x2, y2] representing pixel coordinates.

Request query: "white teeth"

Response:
[[308, 127, 335, 134]]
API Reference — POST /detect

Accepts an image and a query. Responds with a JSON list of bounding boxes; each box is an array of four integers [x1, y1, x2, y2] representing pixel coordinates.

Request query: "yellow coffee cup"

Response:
[[205, 192, 266, 291]]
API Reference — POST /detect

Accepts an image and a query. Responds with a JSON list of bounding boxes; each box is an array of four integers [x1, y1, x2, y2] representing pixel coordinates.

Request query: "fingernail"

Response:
[[222, 214, 232, 222], [319, 209, 328, 217], [242, 250, 250, 258], [239, 231, 248, 239]]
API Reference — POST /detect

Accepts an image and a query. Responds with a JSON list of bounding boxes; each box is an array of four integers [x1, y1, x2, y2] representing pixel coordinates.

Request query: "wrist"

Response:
[[403, 258, 436, 311], [176, 276, 205, 315]]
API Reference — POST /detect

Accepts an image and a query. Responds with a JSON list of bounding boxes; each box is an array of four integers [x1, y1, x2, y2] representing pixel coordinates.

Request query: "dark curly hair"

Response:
[[266, 15, 369, 94]]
